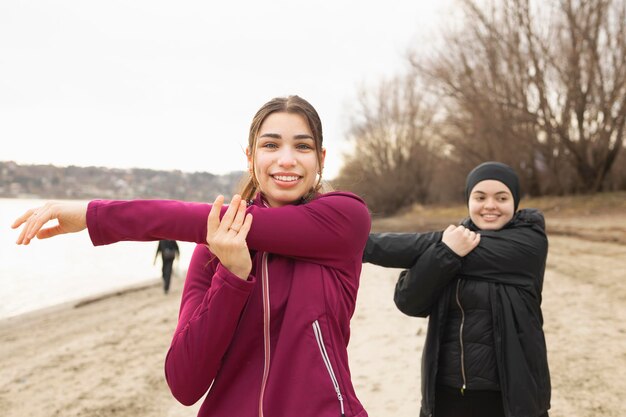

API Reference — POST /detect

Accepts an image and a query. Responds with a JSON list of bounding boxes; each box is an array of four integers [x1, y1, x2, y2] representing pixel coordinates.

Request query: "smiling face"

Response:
[[468, 179, 515, 230], [248, 111, 325, 208]]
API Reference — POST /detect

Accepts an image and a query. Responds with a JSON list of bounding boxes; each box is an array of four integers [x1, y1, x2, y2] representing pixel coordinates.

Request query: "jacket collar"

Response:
[[248, 192, 321, 208]]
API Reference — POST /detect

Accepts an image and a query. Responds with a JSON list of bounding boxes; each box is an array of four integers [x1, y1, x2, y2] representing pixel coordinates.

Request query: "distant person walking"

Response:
[[155, 240, 179, 294]]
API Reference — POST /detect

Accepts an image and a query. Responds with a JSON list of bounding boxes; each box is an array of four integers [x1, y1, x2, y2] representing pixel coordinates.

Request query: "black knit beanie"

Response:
[[465, 161, 520, 211]]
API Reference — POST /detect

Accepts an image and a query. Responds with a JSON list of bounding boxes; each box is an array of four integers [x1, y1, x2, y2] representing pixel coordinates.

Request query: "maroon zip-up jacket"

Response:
[[86, 191, 370, 417]]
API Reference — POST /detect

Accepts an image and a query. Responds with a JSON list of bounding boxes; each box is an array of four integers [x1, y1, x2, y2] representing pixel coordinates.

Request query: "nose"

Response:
[[484, 198, 497, 209], [277, 146, 297, 167]]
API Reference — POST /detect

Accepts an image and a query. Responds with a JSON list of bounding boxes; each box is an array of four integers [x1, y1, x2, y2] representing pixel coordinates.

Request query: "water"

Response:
[[0, 198, 196, 319]]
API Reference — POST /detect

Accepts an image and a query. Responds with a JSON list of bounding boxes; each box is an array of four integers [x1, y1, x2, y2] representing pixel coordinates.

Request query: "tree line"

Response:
[[0, 161, 242, 201], [335, 0, 626, 216]]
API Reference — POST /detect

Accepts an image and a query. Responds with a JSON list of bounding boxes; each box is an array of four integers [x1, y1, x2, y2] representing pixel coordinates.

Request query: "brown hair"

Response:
[[239, 95, 329, 202]]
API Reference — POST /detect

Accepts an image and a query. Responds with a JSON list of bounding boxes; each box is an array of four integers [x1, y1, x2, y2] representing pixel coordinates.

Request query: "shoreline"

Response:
[[0, 277, 162, 328]]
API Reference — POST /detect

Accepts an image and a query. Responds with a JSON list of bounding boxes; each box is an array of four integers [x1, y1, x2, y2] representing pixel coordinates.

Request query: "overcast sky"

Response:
[[0, 0, 452, 178]]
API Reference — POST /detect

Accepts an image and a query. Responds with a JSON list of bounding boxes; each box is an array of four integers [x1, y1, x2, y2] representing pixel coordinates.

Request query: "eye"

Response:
[[296, 143, 314, 150], [261, 142, 278, 149]]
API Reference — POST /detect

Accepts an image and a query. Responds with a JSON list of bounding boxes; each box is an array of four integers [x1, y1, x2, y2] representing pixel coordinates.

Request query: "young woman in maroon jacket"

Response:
[[13, 96, 371, 417]]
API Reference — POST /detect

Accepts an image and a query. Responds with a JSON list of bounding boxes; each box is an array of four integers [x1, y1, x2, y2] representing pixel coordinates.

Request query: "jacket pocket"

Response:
[[312, 319, 345, 417]]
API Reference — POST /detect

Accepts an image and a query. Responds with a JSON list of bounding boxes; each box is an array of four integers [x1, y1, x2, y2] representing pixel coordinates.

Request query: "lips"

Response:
[[271, 174, 301, 182], [481, 213, 500, 221]]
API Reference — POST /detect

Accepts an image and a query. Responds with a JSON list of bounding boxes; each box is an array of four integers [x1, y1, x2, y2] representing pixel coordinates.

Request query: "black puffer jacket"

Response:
[[437, 277, 500, 391], [364, 209, 550, 417]]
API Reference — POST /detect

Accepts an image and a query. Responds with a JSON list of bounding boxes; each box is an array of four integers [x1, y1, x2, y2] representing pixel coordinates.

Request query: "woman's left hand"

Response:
[[206, 195, 253, 280]]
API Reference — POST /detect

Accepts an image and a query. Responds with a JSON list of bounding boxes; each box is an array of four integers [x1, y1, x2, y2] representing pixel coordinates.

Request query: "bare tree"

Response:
[[414, 0, 626, 194], [335, 73, 441, 215]]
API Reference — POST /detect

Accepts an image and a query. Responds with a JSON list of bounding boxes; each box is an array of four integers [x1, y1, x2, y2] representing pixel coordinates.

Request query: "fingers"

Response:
[[14, 213, 32, 244], [11, 207, 38, 229], [230, 199, 247, 233], [219, 195, 242, 233], [237, 213, 253, 239], [442, 225, 466, 240], [24, 209, 47, 243], [37, 224, 64, 240], [204, 196, 252, 281], [463, 227, 480, 249], [471, 230, 481, 246], [207, 195, 247, 245], [12, 207, 37, 244], [458, 226, 478, 242], [441, 224, 480, 257], [442, 225, 455, 243], [16, 207, 47, 245], [207, 195, 225, 237]]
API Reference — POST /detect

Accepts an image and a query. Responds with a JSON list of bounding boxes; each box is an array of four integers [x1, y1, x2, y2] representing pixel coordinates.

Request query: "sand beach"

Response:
[[1, 211, 625, 417]]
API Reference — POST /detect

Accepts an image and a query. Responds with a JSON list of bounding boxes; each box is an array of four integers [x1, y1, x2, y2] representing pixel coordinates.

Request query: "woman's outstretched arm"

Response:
[[363, 231, 442, 269], [12, 192, 370, 268], [393, 225, 479, 317]]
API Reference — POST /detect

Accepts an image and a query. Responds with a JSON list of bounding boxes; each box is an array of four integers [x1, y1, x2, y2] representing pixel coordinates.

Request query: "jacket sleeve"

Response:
[[244, 192, 371, 266], [86, 192, 370, 268], [461, 209, 548, 297], [394, 209, 548, 317], [363, 231, 442, 268], [164, 244, 256, 406], [394, 241, 462, 317]]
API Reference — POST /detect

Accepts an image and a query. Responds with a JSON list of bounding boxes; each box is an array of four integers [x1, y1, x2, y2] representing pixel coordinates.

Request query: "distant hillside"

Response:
[[0, 161, 244, 201]]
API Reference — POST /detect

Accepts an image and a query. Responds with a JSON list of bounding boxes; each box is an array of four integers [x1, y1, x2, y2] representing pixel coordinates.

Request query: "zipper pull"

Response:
[[460, 384, 466, 396]]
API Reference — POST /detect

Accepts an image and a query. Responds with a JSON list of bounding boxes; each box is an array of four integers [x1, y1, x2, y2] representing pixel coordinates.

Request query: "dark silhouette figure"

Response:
[[155, 240, 179, 294]]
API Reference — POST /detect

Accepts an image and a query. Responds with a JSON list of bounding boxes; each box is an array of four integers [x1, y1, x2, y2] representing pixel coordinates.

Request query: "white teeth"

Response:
[[273, 175, 299, 182]]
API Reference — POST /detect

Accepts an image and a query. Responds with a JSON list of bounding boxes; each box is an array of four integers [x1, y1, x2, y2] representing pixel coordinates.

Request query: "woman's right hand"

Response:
[[11, 201, 88, 245], [441, 224, 480, 257], [206, 195, 253, 280]]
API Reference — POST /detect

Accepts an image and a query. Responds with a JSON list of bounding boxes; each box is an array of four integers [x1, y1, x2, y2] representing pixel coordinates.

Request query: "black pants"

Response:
[[434, 385, 504, 417], [434, 385, 549, 417], [162, 259, 174, 293]]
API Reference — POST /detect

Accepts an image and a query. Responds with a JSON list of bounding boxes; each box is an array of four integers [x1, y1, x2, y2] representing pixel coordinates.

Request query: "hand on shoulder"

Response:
[[441, 224, 481, 257], [206, 195, 253, 280]]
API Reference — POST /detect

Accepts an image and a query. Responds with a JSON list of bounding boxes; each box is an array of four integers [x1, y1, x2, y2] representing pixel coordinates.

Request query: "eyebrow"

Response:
[[472, 190, 511, 195], [258, 133, 315, 140]]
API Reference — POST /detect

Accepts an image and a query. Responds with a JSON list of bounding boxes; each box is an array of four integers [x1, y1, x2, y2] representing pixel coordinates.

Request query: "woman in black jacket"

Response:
[[364, 162, 550, 417]]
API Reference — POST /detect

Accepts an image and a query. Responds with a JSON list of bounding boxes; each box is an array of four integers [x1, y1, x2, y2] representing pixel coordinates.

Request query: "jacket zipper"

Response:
[[455, 279, 467, 395], [312, 320, 346, 417], [258, 253, 271, 417]]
